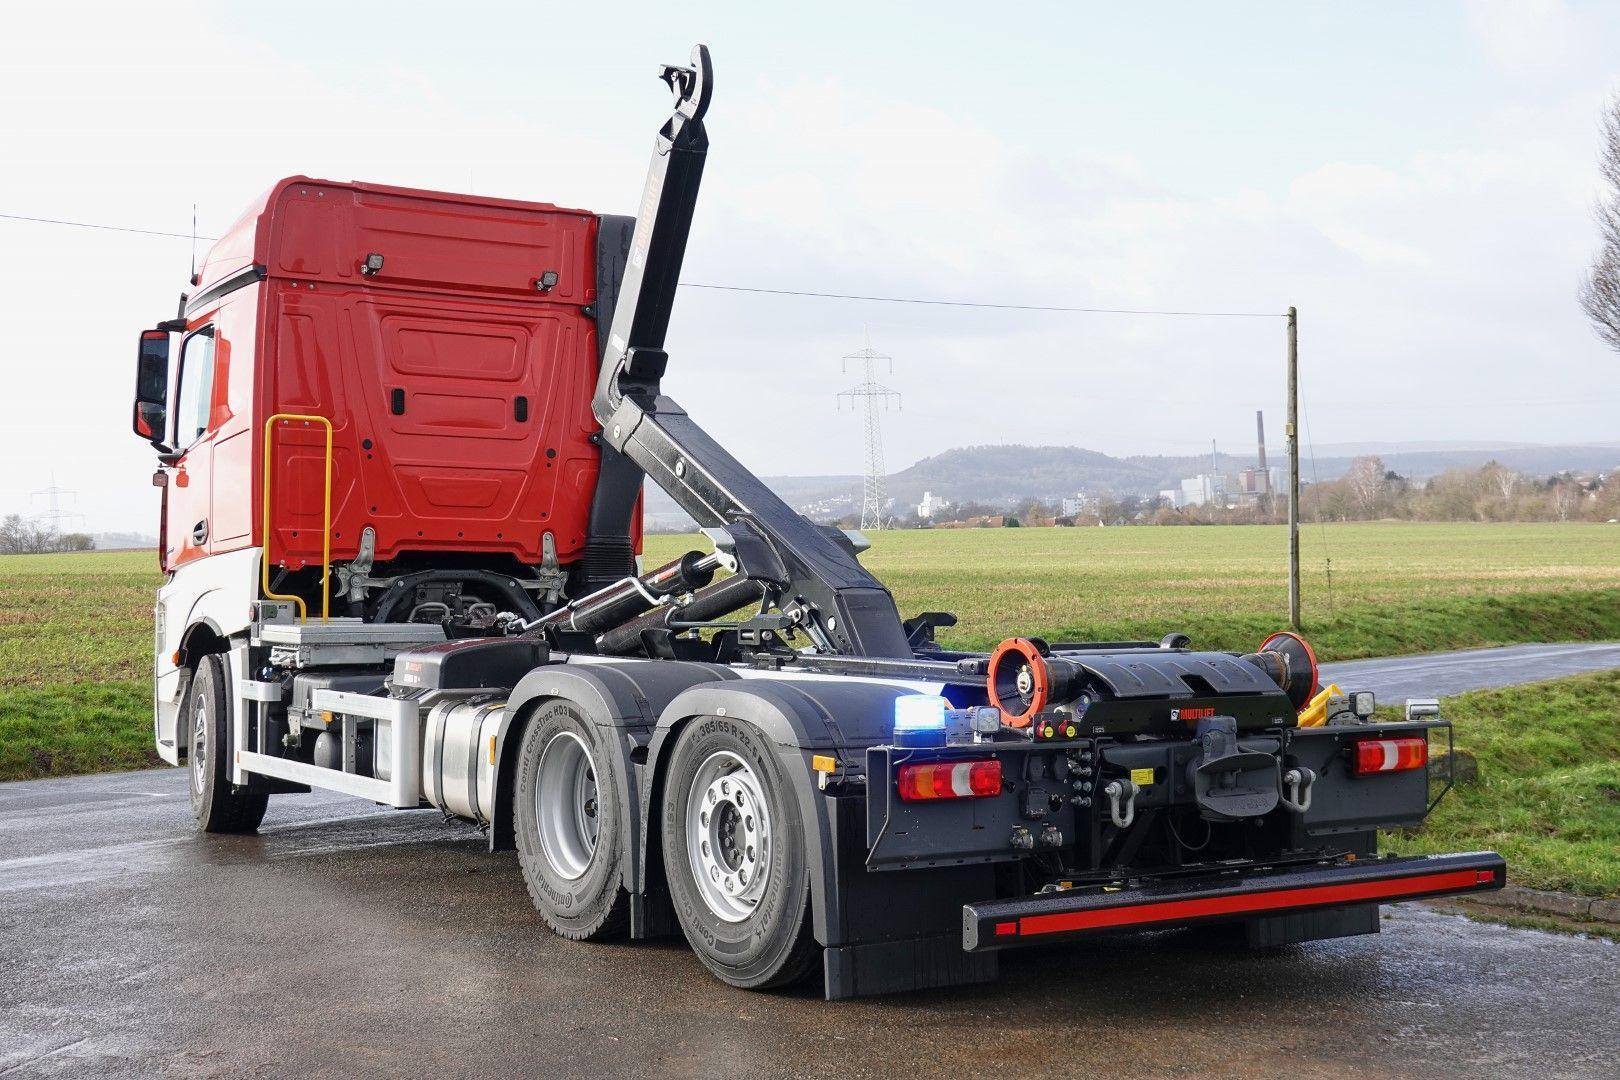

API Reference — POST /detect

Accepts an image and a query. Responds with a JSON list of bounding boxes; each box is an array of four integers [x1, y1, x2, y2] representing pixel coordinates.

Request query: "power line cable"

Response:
[[680, 282, 1283, 318], [0, 211, 218, 241], [3, 209, 1284, 319]]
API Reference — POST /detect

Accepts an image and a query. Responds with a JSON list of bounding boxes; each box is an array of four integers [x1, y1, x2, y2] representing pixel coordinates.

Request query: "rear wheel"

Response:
[[186, 652, 269, 833], [660, 716, 818, 990], [514, 701, 629, 940]]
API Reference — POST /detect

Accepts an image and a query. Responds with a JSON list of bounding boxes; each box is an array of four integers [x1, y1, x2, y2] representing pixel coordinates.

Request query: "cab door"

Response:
[[166, 325, 216, 568]]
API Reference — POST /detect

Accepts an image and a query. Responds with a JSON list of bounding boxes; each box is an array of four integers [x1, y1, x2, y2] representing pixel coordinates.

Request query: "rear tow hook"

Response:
[[1103, 779, 1140, 828], [1281, 767, 1317, 814]]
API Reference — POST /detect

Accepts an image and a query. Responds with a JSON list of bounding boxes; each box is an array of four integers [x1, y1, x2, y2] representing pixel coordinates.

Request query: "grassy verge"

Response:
[[0, 679, 163, 779], [1383, 671, 1620, 898]]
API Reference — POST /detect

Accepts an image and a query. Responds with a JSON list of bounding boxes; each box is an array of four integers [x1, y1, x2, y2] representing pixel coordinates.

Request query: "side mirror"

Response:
[[132, 328, 172, 451]]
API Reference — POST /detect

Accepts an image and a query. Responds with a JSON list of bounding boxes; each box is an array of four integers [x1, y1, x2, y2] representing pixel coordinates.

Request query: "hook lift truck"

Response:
[[130, 44, 1503, 997]]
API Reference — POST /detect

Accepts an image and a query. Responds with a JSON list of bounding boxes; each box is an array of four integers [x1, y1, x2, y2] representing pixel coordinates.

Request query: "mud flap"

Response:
[[1242, 904, 1380, 947]]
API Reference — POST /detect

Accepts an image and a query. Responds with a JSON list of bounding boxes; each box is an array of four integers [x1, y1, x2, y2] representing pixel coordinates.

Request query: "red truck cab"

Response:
[[133, 177, 640, 761]]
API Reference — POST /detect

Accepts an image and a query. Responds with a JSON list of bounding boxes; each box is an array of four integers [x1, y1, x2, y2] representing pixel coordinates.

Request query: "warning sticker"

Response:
[[1131, 767, 1155, 786]]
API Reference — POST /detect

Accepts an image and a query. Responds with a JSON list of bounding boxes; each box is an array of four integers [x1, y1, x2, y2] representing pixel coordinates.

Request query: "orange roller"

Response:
[[986, 637, 1050, 728]]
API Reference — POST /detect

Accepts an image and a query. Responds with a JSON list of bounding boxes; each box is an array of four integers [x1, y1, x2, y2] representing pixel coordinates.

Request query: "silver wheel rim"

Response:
[[190, 693, 208, 790], [686, 750, 771, 923], [535, 731, 599, 881]]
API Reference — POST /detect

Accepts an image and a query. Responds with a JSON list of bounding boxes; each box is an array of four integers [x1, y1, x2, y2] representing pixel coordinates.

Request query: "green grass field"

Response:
[[0, 550, 159, 779], [4, 522, 1618, 898], [651, 521, 1620, 656]]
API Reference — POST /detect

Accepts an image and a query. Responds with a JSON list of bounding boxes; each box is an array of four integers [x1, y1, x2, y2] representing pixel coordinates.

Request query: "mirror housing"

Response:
[[132, 328, 173, 451]]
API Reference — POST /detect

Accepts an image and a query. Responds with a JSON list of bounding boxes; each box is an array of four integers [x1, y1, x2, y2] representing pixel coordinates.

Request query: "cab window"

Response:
[[175, 326, 216, 447]]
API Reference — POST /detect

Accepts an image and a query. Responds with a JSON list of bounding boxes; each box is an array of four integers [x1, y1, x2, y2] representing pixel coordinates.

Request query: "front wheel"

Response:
[[660, 716, 818, 990], [186, 652, 268, 833]]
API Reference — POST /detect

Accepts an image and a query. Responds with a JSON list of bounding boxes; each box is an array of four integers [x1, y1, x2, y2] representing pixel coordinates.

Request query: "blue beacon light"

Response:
[[893, 694, 949, 748]]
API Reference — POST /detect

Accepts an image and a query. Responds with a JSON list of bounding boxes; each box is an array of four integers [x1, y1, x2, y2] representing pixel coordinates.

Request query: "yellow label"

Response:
[[1131, 767, 1155, 786]]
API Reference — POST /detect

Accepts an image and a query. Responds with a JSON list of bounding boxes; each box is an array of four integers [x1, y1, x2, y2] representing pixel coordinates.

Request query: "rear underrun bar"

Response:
[[962, 851, 1505, 951]]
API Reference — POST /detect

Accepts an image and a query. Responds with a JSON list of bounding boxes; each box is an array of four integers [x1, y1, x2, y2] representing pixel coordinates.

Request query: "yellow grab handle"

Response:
[[261, 413, 333, 623]]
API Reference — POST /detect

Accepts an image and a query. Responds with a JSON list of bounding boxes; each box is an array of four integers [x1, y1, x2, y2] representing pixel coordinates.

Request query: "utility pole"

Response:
[[837, 333, 901, 530], [1286, 306, 1301, 630]]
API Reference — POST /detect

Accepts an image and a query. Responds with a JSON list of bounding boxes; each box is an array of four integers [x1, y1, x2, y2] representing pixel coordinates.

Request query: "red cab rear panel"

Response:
[[191, 177, 632, 573]]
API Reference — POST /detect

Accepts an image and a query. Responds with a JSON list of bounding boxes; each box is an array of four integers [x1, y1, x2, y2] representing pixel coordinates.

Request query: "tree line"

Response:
[[872, 458, 1619, 529], [0, 515, 96, 555]]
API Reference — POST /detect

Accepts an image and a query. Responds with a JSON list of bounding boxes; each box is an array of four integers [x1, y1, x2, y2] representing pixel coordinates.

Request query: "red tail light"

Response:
[[1352, 736, 1428, 775], [897, 759, 1003, 802]]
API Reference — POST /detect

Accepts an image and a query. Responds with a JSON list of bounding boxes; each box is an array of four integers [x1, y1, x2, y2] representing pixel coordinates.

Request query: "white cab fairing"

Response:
[[153, 547, 262, 763]]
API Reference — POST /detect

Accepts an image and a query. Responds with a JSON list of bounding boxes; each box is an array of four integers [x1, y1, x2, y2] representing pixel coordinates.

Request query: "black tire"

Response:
[[513, 701, 630, 941], [186, 653, 269, 834], [660, 715, 819, 990]]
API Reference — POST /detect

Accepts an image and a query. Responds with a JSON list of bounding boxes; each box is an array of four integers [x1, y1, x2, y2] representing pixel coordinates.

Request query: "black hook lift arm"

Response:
[[590, 44, 911, 658]]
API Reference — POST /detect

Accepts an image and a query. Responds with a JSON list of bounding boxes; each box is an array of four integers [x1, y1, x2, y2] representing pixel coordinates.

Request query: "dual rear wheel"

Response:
[[513, 701, 629, 941], [512, 705, 816, 989]]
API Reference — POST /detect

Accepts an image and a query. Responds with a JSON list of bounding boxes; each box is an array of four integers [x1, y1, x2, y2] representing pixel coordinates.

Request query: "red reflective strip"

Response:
[[994, 921, 1018, 936], [1015, 868, 1490, 937]]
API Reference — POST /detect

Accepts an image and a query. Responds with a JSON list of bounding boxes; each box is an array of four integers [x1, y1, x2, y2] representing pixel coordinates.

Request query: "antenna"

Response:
[[836, 330, 901, 530], [190, 203, 198, 283]]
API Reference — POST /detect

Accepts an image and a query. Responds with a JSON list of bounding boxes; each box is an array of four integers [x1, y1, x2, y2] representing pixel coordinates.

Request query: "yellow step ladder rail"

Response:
[[261, 413, 334, 623]]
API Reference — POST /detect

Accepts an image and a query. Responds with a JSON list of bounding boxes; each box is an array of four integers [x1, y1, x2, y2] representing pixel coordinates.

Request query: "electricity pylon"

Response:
[[837, 335, 901, 530]]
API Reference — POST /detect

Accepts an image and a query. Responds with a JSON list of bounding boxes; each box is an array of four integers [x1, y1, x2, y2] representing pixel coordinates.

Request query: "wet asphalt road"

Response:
[[1317, 641, 1620, 703], [2, 767, 1617, 1079]]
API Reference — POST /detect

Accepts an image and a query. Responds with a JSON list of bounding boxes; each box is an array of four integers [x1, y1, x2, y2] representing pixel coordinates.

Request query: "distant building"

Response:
[[1235, 466, 1285, 501], [1180, 473, 1226, 508], [917, 491, 949, 519], [1159, 488, 1183, 509]]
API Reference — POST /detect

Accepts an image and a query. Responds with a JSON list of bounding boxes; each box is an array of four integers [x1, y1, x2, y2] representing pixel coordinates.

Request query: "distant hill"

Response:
[[644, 442, 1620, 527]]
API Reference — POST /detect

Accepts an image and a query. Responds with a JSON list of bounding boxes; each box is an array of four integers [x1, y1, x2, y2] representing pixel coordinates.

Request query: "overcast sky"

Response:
[[3, 1, 1618, 533]]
